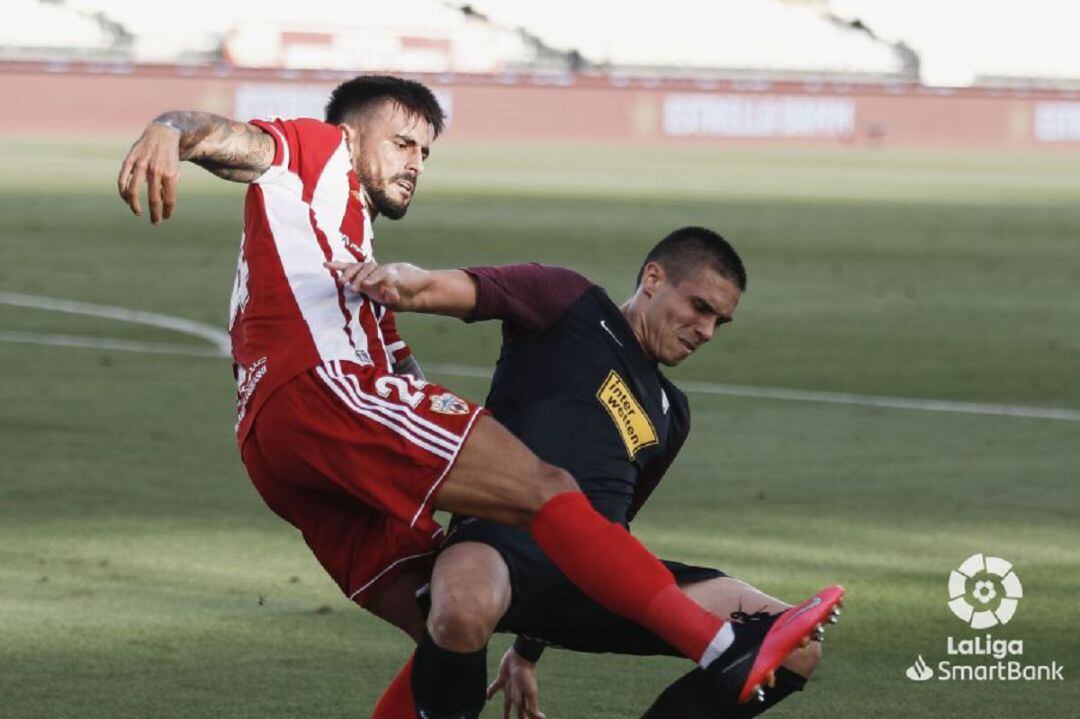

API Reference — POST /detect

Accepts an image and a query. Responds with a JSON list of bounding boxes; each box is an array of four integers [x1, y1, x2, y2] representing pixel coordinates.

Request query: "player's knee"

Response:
[[428, 588, 502, 653], [784, 640, 823, 679]]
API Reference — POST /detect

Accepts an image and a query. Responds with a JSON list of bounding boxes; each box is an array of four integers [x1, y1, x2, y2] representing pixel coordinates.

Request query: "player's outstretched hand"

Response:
[[118, 123, 181, 224], [487, 647, 546, 719], [325, 260, 423, 308]]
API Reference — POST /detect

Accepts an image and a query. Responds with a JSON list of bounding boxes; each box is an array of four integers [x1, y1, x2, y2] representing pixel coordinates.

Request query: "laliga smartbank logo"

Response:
[[904, 554, 1064, 684], [947, 553, 1022, 628]]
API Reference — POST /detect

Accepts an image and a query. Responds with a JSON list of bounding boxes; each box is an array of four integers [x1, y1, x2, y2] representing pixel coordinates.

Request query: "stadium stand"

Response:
[[829, 0, 1080, 87], [3, 0, 1079, 89], [2, 0, 119, 60], [7, 0, 535, 72], [5, 0, 904, 79], [468, 0, 909, 81]]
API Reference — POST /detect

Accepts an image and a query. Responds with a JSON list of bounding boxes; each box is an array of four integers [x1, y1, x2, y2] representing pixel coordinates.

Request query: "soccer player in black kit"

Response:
[[327, 227, 843, 718]]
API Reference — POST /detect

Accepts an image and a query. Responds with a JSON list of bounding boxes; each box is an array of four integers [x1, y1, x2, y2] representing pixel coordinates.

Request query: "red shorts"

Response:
[[241, 360, 485, 606]]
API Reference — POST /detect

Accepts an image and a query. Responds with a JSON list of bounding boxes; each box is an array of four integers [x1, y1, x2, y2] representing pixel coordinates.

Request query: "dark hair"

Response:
[[636, 226, 747, 291], [325, 75, 446, 136]]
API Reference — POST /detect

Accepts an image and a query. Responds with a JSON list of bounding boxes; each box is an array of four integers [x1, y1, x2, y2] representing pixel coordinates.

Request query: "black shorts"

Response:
[[439, 517, 726, 656]]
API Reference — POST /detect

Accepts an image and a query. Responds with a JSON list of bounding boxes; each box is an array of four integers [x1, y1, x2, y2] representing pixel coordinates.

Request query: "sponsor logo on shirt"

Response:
[[234, 356, 268, 431], [429, 392, 470, 415], [596, 370, 658, 458], [228, 237, 250, 331], [599, 319, 623, 347]]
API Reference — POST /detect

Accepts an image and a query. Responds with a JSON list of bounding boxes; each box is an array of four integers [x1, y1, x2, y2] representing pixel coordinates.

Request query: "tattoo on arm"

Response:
[[153, 111, 274, 182], [393, 355, 425, 382]]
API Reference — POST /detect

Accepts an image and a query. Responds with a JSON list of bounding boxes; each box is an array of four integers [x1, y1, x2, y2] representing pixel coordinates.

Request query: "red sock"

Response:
[[530, 491, 724, 662], [371, 656, 414, 719]]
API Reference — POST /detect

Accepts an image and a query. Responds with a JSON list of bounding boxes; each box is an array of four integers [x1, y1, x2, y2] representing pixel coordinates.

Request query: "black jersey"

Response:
[[464, 264, 690, 524]]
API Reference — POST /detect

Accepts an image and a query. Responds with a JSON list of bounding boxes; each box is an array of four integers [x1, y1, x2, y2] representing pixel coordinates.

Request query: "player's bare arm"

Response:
[[324, 261, 477, 317], [118, 111, 274, 223]]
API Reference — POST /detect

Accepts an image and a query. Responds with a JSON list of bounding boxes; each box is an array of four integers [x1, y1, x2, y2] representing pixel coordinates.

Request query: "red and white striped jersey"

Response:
[[228, 117, 412, 443]]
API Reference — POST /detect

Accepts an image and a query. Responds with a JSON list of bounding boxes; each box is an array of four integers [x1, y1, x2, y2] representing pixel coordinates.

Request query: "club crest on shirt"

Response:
[[429, 392, 470, 415], [596, 370, 658, 458]]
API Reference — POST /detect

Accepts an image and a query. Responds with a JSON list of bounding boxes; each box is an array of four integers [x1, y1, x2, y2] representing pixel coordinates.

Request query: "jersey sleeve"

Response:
[[627, 388, 690, 522], [462, 264, 594, 332], [379, 308, 413, 364], [249, 117, 346, 195]]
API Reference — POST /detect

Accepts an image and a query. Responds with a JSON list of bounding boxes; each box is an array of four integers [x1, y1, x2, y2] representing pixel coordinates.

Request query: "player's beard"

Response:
[[364, 173, 415, 221]]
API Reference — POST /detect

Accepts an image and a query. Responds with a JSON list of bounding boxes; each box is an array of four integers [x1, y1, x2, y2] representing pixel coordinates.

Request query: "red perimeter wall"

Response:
[[4, 61, 1080, 150]]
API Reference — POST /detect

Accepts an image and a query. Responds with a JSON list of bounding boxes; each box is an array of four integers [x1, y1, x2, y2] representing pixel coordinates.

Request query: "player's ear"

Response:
[[641, 261, 666, 297], [340, 122, 362, 154]]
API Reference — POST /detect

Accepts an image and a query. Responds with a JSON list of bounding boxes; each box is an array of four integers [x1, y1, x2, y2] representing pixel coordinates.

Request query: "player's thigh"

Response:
[[433, 414, 578, 528], [682, 577, 821, 677], [294, 494, 439, 607], [246, 434, 440, 610], [427, 541, 513, 650], [256, 365, 486, 531]]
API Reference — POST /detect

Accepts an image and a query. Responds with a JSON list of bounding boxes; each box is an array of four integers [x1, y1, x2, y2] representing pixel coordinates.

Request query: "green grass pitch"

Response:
[[1, 138, 1078, 717]]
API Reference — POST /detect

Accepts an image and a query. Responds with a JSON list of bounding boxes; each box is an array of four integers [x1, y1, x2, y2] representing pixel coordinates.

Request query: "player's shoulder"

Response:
[[288, 117, 342, 137], [249, 118, 347, 187], [524, 263, 594, 286], [546, 265, 598, 296], [252, 117, 344, 153], [470, 263, 596, 296], [538, 265, 607, 319], [254, 116, 338, 134]]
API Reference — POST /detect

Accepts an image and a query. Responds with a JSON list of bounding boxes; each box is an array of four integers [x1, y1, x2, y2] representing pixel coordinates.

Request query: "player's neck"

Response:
[[359, 186, 380, 222], [620, 300, 656, 363]]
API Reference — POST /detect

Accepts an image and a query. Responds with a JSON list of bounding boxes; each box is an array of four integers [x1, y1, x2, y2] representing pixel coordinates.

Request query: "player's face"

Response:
[[641, 264, 741, 366], [346, 101, 433, 220]]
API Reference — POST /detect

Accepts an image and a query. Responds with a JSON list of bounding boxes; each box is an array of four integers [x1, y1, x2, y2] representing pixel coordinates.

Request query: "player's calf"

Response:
[[412, 631, 488, 719]]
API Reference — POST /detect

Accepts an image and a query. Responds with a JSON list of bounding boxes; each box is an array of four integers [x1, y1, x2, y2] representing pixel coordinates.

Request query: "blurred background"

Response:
[[3, 0, 1080, 146], [2, 2, 1078, 718]]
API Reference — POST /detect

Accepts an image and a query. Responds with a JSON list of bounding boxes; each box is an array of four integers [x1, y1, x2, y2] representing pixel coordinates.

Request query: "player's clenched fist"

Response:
[[118, 123, 182, 224]]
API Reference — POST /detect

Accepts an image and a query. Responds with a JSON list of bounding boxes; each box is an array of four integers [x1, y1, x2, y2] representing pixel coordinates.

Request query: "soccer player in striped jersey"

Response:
[[118, 76, 839, 716]]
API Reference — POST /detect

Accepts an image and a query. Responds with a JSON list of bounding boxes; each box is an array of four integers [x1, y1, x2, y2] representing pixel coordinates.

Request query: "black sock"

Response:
[[640, 666, 808, 718], [410, 630, 487, 719], [729, 668, 807, 718], [640, 666, 718, 719]]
